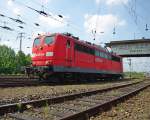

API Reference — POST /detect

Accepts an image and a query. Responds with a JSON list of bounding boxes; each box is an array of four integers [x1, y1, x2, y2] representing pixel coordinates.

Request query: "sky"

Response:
[[0, 0, 150, 72]]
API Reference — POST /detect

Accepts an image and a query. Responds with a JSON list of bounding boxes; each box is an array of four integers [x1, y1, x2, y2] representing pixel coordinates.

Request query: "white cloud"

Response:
[[40, 0, 50, 4], [105, 0, 129, 6], [95, 0, 129, 5], [39, 14, 67, 28], [31, 31, 45, 38], [95, 0, 101, 4], [84, 14, 126, 35], [7, 0, 23, 16], [118, 20, 126, 26], [0, 39, 12, 48], [7, 0, 13, 6], [13, 7, 21, 15]]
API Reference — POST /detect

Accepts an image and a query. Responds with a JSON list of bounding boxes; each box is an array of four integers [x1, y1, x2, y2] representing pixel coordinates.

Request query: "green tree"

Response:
[[15, 51, 31, 73], [0, 45, 31, 74], [0, 45, 16, 73], [26, 54, 32, 65]]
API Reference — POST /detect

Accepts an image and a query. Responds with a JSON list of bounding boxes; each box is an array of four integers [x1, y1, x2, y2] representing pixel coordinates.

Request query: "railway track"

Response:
[[0, 80, 149, 120], [0, 75, 132, 87], [0, 75, 38, 80], [0, 74, 77, 87], [0, 76, 113, 88], [0, 75, 46, 87]]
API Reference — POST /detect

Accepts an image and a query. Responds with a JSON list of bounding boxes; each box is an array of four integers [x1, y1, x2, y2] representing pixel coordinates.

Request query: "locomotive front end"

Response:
[[31, 34, 56, 79]]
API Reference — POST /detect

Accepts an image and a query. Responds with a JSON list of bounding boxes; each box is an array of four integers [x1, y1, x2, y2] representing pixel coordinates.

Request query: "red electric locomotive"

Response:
[[31, 32, 123, 81]]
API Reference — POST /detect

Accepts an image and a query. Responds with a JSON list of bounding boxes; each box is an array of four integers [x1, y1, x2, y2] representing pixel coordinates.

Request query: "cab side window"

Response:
[[66, 40, 71, 48]]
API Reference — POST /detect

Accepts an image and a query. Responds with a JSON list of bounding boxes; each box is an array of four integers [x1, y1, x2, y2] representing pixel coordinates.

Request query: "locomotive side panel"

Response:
[[111, 56, 122, 73], [94, 50, 112, 73], [74, 43, 95, 71], [74, 51, 95, 69], [53, 35, 75, 70], [52, 35, 66, 67]]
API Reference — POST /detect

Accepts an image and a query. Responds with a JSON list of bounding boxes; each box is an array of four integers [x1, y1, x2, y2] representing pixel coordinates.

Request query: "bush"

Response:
[[0, 45, 31, 74]]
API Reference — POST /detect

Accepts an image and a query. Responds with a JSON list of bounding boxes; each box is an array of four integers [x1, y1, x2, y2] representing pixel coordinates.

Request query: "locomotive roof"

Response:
[[36, 32, 121, 58], [59, 33, 121, 58], [60, 33, 107, 51]]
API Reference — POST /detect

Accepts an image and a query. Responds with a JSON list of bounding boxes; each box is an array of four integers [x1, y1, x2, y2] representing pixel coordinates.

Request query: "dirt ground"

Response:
[[91, 86, 150, 120]]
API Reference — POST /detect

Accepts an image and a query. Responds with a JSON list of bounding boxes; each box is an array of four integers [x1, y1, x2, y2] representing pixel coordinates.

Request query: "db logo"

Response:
[[95, 58, 103, 62]]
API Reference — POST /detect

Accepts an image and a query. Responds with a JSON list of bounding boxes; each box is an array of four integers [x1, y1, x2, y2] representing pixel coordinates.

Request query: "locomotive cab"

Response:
[[32, 34, 55, 66], [31, 34, 57, 78], [31, 33, 75, 79]]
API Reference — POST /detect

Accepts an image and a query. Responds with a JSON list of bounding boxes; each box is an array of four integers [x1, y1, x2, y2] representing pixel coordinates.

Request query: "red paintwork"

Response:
[[32, 33, 123, 75]]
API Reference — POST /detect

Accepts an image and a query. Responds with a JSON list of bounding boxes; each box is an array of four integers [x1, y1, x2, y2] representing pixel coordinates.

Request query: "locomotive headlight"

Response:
[[46, 60, 52, 65], [46, 52, 53, 56]]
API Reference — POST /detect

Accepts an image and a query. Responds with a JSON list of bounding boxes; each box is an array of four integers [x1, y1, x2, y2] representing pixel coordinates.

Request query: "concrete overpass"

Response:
[[105, 38, 150, 57]]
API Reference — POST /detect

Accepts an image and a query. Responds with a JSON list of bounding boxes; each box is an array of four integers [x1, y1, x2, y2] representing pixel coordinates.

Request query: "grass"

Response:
[[124, 72, 145, 79], [43, 101, 50, 119], [106, 90, 120, 97], [16, 101, 23, 113]]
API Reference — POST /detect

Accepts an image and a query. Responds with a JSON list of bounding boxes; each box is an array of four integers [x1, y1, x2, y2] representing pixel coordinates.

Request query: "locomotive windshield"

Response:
[[34, 38, 40, 46], [45, 36, 54, 44]]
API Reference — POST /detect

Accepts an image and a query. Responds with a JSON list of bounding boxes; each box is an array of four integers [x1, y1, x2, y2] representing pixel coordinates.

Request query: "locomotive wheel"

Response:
[[39, 72, 48, 81]]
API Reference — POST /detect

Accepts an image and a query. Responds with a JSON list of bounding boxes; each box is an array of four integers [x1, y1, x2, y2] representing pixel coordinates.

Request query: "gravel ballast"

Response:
[[91, 86, 150, 120], [0, 80, 141, 105]]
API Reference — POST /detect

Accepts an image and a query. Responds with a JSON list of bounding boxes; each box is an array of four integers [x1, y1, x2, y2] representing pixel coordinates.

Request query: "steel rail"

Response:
[[7, 81, 149, 120], [0, 77, 132, 87], [59, 82, 150, 120], [0, 81, 143, 116]]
